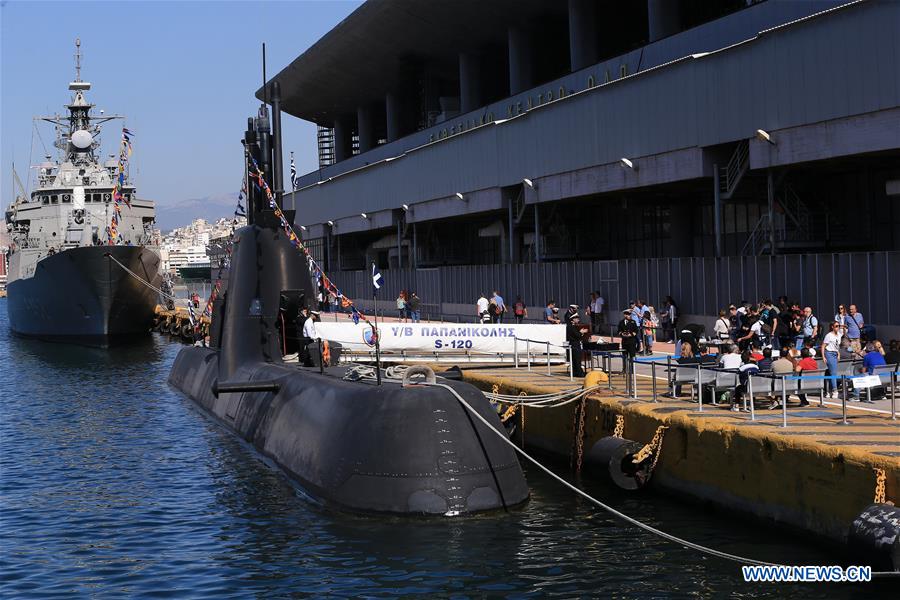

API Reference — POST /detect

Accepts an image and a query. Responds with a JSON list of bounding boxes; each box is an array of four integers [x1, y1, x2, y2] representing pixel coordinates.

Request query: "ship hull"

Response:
[[6, 245, 162, 346]]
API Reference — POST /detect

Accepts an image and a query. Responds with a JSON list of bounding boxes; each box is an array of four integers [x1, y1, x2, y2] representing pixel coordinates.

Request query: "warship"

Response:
[[4, 40, 161, 345], [168, 79, 529, 515]]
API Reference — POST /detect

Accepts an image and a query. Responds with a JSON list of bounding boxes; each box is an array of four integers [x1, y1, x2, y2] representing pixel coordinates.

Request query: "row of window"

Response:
[[38, 192, 132, 205]]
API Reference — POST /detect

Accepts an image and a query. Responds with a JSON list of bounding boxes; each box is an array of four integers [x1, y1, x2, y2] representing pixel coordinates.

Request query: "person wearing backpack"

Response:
[[513, 296, 527, 324], [802, 307, 819, 346]]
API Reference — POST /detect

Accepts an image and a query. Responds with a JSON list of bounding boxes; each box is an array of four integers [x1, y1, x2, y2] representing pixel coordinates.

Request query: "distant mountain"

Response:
[[154, 193, 240, 232]]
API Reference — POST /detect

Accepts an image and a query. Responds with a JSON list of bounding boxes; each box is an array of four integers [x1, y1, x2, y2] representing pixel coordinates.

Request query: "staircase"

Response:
[[719, 140, 750, 200], [741, 181, 855, 255]]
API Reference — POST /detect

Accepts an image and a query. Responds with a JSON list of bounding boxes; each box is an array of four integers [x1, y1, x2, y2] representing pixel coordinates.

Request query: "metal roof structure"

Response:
[[256, 0, 569, 124]]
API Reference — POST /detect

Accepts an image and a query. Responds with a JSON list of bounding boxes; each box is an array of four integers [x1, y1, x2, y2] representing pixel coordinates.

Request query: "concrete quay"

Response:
[[457, 364, 900, 545]]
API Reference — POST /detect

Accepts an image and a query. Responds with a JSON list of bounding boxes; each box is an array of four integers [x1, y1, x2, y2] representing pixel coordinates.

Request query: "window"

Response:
[[50, 195, 58, 204], [42, 196, 49, 205], [62, 194, 71, 203]]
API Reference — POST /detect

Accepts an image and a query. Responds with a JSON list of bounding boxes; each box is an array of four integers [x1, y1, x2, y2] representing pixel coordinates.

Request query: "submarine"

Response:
[[168, 83, 529, 515]]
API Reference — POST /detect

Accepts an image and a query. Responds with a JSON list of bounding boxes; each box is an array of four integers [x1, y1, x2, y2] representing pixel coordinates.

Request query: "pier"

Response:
[[456, 359, 900, 545]]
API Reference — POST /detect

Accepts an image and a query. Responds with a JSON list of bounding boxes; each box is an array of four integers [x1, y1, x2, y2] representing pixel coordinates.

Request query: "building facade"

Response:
[[263, 0, 900, 325]]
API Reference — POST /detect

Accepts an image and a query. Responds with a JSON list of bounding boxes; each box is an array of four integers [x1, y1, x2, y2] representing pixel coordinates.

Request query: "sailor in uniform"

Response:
[[617, 309, 639, 359]]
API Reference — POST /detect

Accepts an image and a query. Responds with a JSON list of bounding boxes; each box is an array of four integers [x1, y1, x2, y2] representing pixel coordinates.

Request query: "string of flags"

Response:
[[197, 176, 245, 325], [290, 151, 297, 191], [106, 128, 134, 244], [248, 156, 375, 330]]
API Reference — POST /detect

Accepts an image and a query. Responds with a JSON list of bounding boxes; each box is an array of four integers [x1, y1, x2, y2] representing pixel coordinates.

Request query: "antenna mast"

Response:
[[74, 38, 82, 82]]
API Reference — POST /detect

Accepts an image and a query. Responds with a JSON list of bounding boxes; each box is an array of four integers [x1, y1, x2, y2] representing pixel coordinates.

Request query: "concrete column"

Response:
[[459, 52, 482, 114], [767, 169, 776, 255], [648, 0, 680, 42], [356, 105, 375, 153], [508, 26, 534, 95], [713, 164, 722, 258], [568, 0, 599, 72], [333, 116, 352, 162], [385, 92, 401, 142]]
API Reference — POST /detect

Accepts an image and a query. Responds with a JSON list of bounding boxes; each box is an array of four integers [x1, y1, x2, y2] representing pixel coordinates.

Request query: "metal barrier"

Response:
[[586, 354, 898, 425], [512, 336, 574, 381]]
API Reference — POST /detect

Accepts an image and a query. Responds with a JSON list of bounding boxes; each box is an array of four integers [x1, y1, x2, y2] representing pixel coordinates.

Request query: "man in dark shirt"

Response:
[[757, 347, 773, 372], [617, 310, 639, 359], [566, 313, 588, 377]]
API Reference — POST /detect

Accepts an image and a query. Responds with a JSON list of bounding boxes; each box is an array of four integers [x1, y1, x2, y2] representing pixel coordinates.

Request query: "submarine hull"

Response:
[[169, 347, 529, 515]]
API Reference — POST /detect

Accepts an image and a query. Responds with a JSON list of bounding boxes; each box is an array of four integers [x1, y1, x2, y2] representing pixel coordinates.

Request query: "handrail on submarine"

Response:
[[212, 380, 281, 397]]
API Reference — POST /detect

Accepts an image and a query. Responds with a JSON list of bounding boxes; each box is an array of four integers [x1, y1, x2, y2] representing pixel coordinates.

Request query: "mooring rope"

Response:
[[302, 364, 898, 575], [418, 380, 898, 576], [105, 252, 180, 303]]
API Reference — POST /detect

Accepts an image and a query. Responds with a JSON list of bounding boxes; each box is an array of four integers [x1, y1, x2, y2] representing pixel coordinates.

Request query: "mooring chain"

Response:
[[612, 414, 624, 439], [575, 397, 587, 474], [632, 425, 669, 478], [519, 391, 527, 449], [873, 467, 887, 504], [500, 404, 518, 423]]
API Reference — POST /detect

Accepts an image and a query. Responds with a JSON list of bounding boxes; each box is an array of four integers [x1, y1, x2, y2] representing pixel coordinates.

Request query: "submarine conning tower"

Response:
[[211, 81, 314, 383], [168, 79, 529, 515]]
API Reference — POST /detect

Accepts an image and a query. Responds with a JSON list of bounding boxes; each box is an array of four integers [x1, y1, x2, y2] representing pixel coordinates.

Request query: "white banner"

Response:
[[315, 322, 567, 357]]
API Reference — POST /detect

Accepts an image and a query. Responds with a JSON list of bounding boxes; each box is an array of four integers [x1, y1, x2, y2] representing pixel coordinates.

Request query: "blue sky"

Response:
[[1, 0, 361, 225]]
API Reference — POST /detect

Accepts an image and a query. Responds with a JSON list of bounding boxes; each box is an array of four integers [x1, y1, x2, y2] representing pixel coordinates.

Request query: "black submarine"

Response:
[[168, 83, 529, 515]]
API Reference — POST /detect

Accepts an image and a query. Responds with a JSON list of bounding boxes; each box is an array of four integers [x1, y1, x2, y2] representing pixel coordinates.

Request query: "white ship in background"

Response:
[[4, 39, 161, 345]]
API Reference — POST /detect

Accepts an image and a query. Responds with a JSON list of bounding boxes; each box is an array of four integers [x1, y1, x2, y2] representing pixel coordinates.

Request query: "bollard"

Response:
[[841, 375, 850, 426], [514, 337, 519, 369], [631, 357, 638, 399], [748, 375, 756, 421], [696, 361, 703, 411], [892, 371, 897, 421], [781, 375, 788, 428], [568, 346, 574, 381], [651, 360, 658, 403], [667, 355, 674, 398], [526, 339, 531, 372], [547, 341, 551, 376], [607, 354, 613, 391]]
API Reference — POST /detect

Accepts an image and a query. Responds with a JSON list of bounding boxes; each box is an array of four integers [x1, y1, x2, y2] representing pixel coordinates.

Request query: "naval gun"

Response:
[[167, 81, 528, 515]]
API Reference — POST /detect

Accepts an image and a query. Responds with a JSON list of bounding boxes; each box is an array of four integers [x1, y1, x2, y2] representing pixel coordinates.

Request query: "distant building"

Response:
[[161, 216, 244, 276], [264, 0, 900, 269]]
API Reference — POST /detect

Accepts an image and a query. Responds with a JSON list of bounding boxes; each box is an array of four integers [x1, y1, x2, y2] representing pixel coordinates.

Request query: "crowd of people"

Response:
[[666, 296, 899, 411]]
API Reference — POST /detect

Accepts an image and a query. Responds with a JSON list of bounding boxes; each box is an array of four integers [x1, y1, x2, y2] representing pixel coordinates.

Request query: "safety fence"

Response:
[[331, 251, 900, 327], [588, 350, 899, 424]]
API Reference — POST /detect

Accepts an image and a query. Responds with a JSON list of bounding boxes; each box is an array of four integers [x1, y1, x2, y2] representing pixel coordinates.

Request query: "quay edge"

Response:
[[460, 370, 900, 546]]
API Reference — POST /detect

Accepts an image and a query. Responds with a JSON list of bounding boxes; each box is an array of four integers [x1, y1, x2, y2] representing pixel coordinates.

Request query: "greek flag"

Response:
[[290, 152, 297, 190], [372, 263, 383, 293]]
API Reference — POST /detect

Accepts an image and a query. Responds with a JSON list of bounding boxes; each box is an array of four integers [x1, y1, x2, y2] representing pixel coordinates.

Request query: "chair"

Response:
[[704, 369, 739, 405], [797, 368, 827, 406], [746, 373, 774, 405], [870, 363, 899, 401], [673, 365, 700, 401]]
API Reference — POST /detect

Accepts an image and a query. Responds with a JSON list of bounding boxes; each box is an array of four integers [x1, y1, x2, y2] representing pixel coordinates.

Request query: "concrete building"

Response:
[[262, 0, 900, 328]]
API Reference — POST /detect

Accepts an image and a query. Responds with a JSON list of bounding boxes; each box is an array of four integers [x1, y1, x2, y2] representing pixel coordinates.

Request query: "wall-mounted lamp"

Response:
[[756, 129, 775, 145], [299, 225, 307, 231], [455, 192, 465, 201], [523, 178, 534, 188], [401, 204, 409, 211], [326, 220, 334, 227], [360, 213, 369, 219], [620, 157, 637, 170]]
